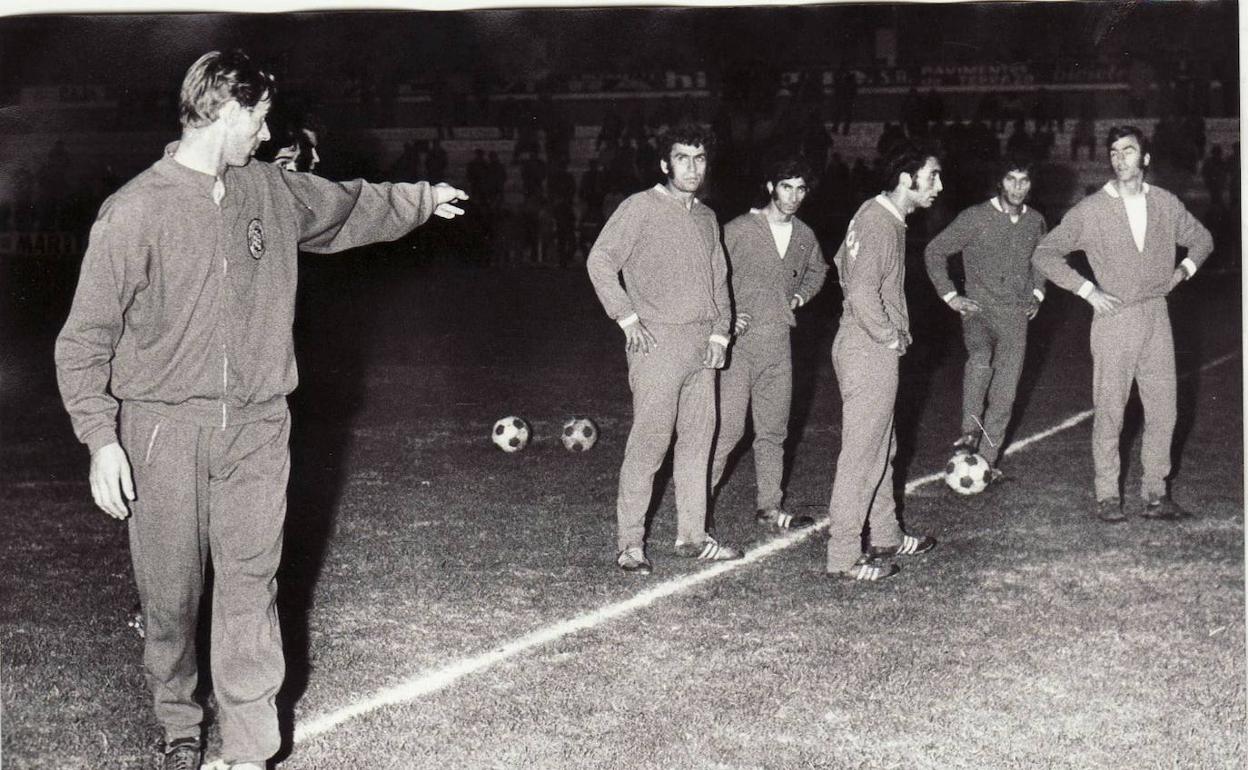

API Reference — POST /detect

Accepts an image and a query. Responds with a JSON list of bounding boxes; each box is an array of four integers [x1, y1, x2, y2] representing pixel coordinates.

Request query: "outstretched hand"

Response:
[[90, 442, 134, 520], [432, 182, 469, 219]]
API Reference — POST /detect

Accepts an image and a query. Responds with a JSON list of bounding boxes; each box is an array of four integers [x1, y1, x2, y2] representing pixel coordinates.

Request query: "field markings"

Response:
[[293, 349, 1240, 745]]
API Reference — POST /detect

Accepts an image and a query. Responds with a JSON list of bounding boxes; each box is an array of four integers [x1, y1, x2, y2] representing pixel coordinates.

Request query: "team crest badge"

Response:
[[246, 219, 265, 259]]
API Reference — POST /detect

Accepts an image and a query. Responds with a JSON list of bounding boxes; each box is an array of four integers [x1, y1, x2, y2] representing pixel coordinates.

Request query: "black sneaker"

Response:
[[1096, 497, 1127, 523], [829, 554, 900, 582], [755, 507, 815, 530], [674, 535, 744, 561], [162, 737, 202, 770], [1141, 495, 1192, 520], [869, 533, 937, 558]]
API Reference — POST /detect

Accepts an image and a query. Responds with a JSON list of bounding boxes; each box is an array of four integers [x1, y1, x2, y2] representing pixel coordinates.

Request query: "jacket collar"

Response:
[[1103, 180, 1151, 198]]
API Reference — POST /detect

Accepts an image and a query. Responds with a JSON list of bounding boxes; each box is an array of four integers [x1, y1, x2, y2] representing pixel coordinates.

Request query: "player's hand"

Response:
[[1167, 267, 1186, 291], [89, 442, 134, 520], [704, 339, 727, 369], [1025, 297, 1041, 320], [1086, 287, 1123, 316], [733, 312, 752, 336], [948, 295, 981, 316], [431, 182, 469, 219], [624, 321, 657, 354]]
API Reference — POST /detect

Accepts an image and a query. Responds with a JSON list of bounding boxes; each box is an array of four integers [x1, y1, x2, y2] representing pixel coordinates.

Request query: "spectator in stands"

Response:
[[598, 108, 623, 153], [801, 111, 832, 171], [483, 150, 507, 214], [466, 148, 489, 203], [520, 150, 547, 198], [1070, 98, 1098, 161], [425, 138, 448, 182], [1202, 144, 1229, 210], [831, 62, 858, 135], [546, 157, 577, 267], [1005, 118, 1033, 158]]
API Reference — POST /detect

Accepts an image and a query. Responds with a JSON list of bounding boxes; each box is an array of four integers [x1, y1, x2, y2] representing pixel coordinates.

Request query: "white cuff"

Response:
[[617, 313, 639, 328], [1033, 288, 1045, 302], [942, 291, 959, 304], [1180, 258, 1197, 279], [886, 338, 900, 350], [1076, 281, 1095, 299], [709, 334, 730, 347], [792, 293, 804, 307]]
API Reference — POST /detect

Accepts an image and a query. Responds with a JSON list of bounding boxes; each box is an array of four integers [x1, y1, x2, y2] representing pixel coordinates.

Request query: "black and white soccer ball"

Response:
[[560, 417, 598, 452], [944, 451, 991, 495], [492, 417, 530, 452]]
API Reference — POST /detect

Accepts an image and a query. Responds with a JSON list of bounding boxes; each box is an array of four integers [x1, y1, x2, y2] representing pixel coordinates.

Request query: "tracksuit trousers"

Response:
[[961, 305, 1029, 465], [617, 321, 717, 552], [1089, 298, 1176, 502], [826, 325, 904, 573], [121, 401, 289, 765], [710, 324, 792, 511]]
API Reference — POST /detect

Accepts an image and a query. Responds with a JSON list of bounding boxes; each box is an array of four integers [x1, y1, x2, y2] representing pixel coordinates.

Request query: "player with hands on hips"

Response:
[[586, 123, 739, 575], [1031, 125, 1212, 523], [923, 154, 1049, 477]]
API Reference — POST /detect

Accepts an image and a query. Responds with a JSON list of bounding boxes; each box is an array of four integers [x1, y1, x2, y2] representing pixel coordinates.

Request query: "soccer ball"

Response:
[[491, 417, 530, 452], [560, 417, 598, 452], [944, 451, 991, 495]]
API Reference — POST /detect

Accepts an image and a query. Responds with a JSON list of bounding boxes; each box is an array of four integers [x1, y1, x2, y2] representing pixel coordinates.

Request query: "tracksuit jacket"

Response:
[[924, 198, 1048, 308], [1031, 181, 1212, 301], [723, 209, 827, 327], [833, 194, 910, 350], [56, 149, 439, 453]]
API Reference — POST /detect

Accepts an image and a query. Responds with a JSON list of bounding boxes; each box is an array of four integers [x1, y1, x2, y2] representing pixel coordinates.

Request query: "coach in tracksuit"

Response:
[[587, 123, 741, 575], [711, 156, 827, 531], [923, 155, 1048, 475], [826, 144, 943, 582], [55, 51, 466, 770], [1032, 125, 1212, 522]]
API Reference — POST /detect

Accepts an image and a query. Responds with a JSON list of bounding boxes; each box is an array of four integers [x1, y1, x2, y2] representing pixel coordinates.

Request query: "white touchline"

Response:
[[293, 350, 1240, 745]]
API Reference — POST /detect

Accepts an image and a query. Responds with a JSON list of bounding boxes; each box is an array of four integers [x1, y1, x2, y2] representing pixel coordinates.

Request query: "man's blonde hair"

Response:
[[179, 49, 275, 128]]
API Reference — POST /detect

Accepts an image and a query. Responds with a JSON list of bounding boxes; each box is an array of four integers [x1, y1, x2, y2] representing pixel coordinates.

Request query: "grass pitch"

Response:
[[1, 256, 1242, 769]]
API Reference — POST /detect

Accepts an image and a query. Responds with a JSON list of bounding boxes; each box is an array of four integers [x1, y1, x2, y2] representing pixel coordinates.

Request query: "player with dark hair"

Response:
[[587, 122, 741, 574], [258, 100, 321, 173], [825, 142, 943, 581], [1031, 125, 1212, 522], [711, 154, 827, 530], [923, 154, 1048, 477], [54, 50, 467, 770]]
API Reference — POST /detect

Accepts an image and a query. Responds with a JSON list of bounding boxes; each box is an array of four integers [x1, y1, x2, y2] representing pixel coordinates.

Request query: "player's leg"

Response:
[[1134, 301, 1178, 504], [979, 308, 1028, 466], [1089, 310, 1144, 507], [827, 328, 898, 573], [673, 328, 725, 549], [749, 326, 793, 513], [709, 342, 754, 493], [617, 325, 684, 552], [121, 404, 210, 756], [207, 410, 291, 766], [959, 312, 993, 446]]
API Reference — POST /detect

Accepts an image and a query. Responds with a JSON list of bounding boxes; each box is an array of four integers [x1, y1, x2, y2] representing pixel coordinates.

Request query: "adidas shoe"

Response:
[[755, 507, 815, 530], [161, 737, 201, 770], [674, 535, 743, 561], [830, 554, 900, 582], [869, 533, 937, 558]]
